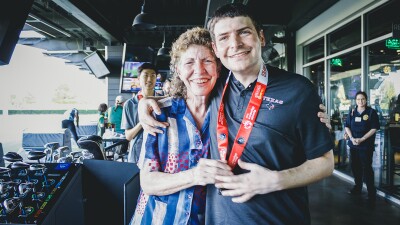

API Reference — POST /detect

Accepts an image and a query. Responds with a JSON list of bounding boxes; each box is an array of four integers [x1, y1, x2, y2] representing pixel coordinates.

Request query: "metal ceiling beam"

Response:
[[52, 0, 118, 43], [26, 13, 72, 38]]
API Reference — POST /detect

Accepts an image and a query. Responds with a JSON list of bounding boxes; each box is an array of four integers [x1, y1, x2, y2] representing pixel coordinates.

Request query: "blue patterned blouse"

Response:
[[130, 97, 210, 225]]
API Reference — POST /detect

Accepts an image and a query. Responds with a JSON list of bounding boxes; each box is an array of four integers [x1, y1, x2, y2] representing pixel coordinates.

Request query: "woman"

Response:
[[130, 27, 232, 225], [345, 91, 379, 202]]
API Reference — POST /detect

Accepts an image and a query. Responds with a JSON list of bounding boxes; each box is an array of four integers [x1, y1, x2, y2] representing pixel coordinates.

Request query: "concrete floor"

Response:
[[309, 174, 400, 225]]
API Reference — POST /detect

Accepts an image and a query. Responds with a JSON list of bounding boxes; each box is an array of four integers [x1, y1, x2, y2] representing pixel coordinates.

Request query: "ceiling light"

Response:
[[157, 31, 170, 58], [132, 0, 156, 30]]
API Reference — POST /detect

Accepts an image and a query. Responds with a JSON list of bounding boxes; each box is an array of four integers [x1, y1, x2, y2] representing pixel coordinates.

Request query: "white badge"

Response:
[[355, 117, 362, 122]]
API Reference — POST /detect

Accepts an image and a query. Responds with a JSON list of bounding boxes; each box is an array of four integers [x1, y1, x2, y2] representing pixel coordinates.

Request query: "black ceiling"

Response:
[[25, 0, 338, 49]]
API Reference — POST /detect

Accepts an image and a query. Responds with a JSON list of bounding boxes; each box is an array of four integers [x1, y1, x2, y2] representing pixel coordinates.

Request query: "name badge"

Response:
[[355, 117, 362, 122]]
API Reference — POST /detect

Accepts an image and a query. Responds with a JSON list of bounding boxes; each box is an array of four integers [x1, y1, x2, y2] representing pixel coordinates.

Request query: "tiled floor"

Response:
[[309, 174, 400, 225]]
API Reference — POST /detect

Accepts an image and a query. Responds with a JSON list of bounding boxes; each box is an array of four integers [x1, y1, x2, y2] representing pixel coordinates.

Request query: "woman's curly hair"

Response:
[[169, 27, 221, 99]]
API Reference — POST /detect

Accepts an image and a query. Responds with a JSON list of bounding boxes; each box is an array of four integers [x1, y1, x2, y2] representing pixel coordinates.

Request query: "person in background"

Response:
[[138, 3, 334, 225], [345, 91, 379, 203], [162, 77, 172, 96], [130, 27, 232, 225], [97, 103, 108, 137], [121, 63, 162, 163], [62, 108, 79, 142], [107, 95, 125, 134]]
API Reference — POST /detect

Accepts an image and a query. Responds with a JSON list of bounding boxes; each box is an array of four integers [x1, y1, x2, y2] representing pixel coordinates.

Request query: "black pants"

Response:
[[350, 147, 376, 197], [62, 120, 79, 142]]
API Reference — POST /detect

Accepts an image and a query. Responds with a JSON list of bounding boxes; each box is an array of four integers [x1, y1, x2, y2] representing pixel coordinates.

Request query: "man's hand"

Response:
[[215, 159, 279, 203], [318, 104, 331, 130], [138, 98, 169, 136]]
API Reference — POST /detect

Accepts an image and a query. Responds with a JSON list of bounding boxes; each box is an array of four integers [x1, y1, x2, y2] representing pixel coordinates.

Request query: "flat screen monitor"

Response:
[[83, 51, 111, 78]]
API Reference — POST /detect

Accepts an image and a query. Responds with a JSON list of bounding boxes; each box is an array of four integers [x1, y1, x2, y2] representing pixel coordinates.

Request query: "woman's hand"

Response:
[[191, 159, 233, 186], [351, 137, 359, 145]]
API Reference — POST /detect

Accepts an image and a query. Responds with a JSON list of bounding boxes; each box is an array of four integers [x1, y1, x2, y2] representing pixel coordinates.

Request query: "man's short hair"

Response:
[[207, 3, 262, 41], [138, 62, 157, 75]]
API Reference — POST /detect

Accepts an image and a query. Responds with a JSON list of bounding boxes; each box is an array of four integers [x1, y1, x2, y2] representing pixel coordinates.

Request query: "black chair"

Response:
[[78, 135, 103, 144], [77, 136, 105, 160], [104, 139, 129, 162]]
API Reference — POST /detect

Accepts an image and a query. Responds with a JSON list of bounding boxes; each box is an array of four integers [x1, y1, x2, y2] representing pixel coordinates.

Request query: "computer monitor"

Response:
[[83, 51, 111, 78]]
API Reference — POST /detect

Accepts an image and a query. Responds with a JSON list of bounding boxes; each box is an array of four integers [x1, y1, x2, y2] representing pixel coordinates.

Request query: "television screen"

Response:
[[120, 61, 149, 93], [83, 51, 110, 78]]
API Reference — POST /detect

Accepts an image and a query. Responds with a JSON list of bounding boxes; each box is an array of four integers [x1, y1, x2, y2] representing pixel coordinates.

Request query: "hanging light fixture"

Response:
[[132, 0, 156, 30], [157, 31, 170, 58]]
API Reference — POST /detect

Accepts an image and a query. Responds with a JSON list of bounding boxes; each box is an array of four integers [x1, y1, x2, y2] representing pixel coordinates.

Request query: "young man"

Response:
[[205, 4, 334, 224], [138, 4, 334, 225], [121, 62, 161, 163]]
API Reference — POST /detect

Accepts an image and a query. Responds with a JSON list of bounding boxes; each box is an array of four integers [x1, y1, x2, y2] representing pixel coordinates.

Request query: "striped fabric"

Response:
[[130, 97, 210, 225]]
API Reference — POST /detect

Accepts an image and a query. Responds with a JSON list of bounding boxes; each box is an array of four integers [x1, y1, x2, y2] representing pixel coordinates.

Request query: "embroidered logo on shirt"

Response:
[[263, 96, 284, 110], [265, 103, 275, 110]]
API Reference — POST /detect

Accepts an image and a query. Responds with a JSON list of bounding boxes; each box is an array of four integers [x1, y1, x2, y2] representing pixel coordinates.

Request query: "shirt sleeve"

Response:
[[137, 131, 161, 172], [370, 108, 380, 130], [295, 85, 334, 160], [137, 109, 168, 172], [121, 100, 138, 130], [121, 102, 131, 129], [345, 108, 352, 128]]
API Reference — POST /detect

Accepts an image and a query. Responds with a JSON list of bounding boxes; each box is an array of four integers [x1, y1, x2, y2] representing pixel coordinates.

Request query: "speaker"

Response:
[[0, 0, 34, 65], [83, 160, 140, 225]]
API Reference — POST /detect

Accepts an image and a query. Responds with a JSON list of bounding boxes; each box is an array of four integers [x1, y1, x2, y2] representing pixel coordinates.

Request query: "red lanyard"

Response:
[[217, 64, 268, 168]]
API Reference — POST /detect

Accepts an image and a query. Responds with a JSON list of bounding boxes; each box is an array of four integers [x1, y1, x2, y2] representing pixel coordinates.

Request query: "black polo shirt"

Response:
[[345, 106, 379, 150], [206, 65, 334, 225]]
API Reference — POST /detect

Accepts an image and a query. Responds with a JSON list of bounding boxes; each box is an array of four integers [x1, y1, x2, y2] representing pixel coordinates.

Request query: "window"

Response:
[[328, 19, 361, 55], [367, 40, 400, 125], [303, 38, 324, 64], [304, 62, 325, 104], [366, 0, 400, 41], [329, 50, 361, 116]]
